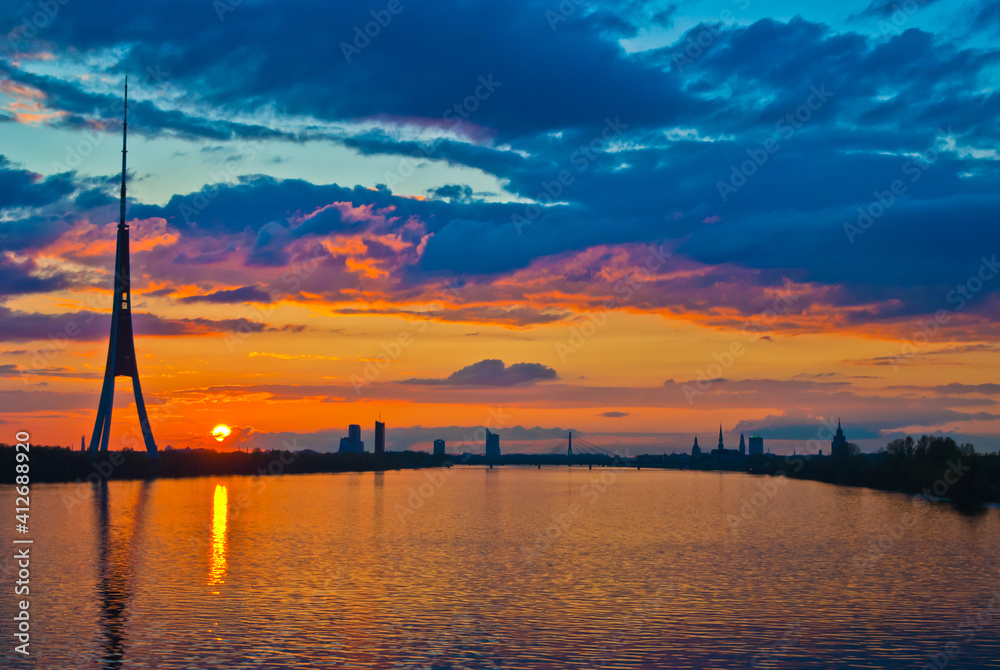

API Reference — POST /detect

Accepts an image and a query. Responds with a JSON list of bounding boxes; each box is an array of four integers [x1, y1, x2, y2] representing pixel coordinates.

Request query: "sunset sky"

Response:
[[1, 0, 998, 454]]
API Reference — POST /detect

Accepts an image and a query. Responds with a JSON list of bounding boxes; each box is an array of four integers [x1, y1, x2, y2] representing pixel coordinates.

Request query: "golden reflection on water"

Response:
[[208, 484, 228, 586], [7, 470, 1000, 668]]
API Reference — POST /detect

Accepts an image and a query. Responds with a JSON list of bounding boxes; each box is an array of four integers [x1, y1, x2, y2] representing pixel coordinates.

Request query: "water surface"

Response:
[[2, 467, 999, 668]]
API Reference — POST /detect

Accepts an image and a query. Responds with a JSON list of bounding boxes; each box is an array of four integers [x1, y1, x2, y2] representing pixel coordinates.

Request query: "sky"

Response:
[[1, 0, 998, 455]]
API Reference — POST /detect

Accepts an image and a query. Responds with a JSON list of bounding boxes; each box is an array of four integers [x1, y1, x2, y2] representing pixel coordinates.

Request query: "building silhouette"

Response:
[[691, 436, 701, 458], [831, 419, 849, 458], [748, 435, 764, 456], [739, 433, 746, 455], [712, 425, 743, 465], [339, 424, 365, 453], [88, 80, 158, 458], [374, 420, 385, 454], [485, 429, 501, 458], [433, 439, 446, 456]]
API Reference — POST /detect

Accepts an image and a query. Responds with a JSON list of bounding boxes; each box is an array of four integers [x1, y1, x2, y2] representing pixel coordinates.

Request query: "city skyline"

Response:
[[1, 0, 998, 455]]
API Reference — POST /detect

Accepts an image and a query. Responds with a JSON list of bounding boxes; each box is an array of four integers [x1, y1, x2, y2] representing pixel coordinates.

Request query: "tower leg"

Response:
[[89, 373, 115, 453], [131, 374, 158, 458]]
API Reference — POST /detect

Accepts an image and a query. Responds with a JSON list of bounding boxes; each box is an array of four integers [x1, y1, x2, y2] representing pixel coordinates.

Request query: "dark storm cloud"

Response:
[[178, 285, 273, 304], [0, 254, 69, 296], [0, 305, 281, 342], [404, 359, 558, 387], [1, 3, 997, 330], [0, 155, 74, 210], [849, 0, 947, 20]]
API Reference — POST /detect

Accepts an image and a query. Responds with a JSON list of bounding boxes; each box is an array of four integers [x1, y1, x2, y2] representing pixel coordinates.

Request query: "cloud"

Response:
[[0, 253, 71, 296], [849, 0, 947, 20], [0, 305, 280, 342], [599, 411, 629, 418], [0, 364, 99, 380], [0, 5, 998, 344], [404, 359, 558, 386], [429, 184, 473, 202], [0, 155, 75, 210], [179, 285, 273, 304]]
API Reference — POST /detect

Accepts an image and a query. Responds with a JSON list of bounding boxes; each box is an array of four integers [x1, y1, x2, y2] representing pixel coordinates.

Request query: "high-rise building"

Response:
[[339, 424, 365, 453], [739, 433, 746, 455], [748, 435, 764, 455], [374, 420, 385, 454], [433, 439, 446, 456], [485, 429, 501, 458]]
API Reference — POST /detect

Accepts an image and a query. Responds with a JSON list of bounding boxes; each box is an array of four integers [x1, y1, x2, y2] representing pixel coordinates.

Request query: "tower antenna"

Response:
[[88, 77, 158, 458]]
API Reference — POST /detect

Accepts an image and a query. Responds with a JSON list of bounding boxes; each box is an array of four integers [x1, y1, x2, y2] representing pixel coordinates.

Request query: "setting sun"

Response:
[[211, 425, 231, 442]]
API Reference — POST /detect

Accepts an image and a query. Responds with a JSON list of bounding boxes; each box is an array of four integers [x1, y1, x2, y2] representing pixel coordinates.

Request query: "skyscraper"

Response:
[[485, 429, 501, 459], [748, 435, 764, 456], [339, 424, 365, 453], [374, 420, 385, 454], [433, 439, 446, 456]]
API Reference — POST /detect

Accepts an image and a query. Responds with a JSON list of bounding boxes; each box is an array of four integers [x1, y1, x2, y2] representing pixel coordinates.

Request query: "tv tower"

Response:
[[88, 78, 158, 458]]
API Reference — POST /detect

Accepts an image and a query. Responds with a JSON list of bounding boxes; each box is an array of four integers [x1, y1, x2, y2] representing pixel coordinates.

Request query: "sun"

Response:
[[212, 424, 232, 442]]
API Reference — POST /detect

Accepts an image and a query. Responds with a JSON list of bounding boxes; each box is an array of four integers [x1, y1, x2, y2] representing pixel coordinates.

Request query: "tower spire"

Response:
[[88, 77, 158, 459], [120, 75, 128, 229]]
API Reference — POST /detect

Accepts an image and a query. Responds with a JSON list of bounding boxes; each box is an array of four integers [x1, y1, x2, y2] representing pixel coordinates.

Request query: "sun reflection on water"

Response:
[[208, 484, 228, 586]]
